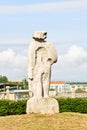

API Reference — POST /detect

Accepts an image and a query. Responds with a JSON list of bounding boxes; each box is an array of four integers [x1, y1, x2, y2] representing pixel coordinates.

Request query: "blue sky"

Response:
[[0, 0, 87, 82]]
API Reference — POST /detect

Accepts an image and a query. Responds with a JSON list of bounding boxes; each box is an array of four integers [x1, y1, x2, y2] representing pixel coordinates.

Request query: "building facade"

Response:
[[50, 81, 71, 93]]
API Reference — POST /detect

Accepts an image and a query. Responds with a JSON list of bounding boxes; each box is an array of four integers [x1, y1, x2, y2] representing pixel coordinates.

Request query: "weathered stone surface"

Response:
[[26, 31, 59, 114], [32, 31, 47, 40], [28, 31, 57, 98], [26, 97, 59, 114]]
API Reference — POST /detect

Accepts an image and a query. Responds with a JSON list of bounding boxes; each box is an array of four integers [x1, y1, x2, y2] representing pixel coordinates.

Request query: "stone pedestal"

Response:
[[26, 97, 59, 114]]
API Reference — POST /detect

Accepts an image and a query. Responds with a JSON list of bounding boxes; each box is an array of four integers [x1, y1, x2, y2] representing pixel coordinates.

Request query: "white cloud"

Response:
[[0, 0, 87, 15], [60, 45, 87, 67], [52, 45, 87, 81], [0, 48, 27, 81], [0, 49, 15, 66], [0, 45, 87, 82]]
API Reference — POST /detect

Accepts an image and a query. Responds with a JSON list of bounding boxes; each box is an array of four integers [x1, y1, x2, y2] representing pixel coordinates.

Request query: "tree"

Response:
[[22, 79, 28, 89], [0, 75, 8, 84]]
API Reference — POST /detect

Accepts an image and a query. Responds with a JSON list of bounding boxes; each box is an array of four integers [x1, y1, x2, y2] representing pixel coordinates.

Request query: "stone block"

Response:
[[26, 97, 59, 114]]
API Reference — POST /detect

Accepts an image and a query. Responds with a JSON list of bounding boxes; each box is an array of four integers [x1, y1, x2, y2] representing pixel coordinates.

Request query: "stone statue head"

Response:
[[32, 31, 47, 41]]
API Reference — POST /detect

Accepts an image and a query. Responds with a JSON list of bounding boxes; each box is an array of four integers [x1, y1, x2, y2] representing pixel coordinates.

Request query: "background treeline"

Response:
[[0, 75, 8, 84], [68, 82, 87, 85], [0, 98, 87, 116], [0, 75, 28, 89]]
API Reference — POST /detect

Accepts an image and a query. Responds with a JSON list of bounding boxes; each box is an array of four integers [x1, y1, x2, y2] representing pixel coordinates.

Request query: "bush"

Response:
[[0, 100, 27, 116], [57, 98, 87, 113], [75, 88, 86, 93], [8, 100, 27, 115], [0, 100, 9, 116], [0, 98, 87, 116]]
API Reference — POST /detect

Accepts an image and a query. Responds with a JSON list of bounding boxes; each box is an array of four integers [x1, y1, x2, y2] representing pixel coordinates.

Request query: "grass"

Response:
[[0, 112, 87, 130]]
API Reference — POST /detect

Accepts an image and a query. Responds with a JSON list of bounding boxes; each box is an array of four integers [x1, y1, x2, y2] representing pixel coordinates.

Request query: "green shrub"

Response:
[[0, 100, 27, 116], [57, 98, 87, 113], [75, 88, 86, 93], [0, 100, 9, 116], [8, 100, 27, 115], [0, 98, 87, 116]]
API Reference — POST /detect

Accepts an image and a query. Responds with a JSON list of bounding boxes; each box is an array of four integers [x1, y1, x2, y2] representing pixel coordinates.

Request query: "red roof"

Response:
[[50, 81, 66, 84]]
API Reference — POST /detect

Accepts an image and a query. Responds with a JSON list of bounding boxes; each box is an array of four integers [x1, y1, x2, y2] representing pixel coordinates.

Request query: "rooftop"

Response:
[[50, 81, 66, 84]]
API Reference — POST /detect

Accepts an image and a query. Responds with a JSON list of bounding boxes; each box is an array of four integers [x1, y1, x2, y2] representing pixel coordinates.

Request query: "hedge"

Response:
[[57, 98, 87, 113], [0, 100, 9, 116], [0, 100, 27, 116], [0, 98, 87, 116]]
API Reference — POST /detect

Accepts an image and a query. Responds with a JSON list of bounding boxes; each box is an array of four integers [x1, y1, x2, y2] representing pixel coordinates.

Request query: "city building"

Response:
[[50, 81, 71, 93]]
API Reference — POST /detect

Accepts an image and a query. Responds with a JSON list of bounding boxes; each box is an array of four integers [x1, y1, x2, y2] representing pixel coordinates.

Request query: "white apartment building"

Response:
[[50, 81, 71, 93]]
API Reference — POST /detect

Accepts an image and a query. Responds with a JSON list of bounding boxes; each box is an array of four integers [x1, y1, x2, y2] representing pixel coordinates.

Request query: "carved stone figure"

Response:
[[26, 31, 59, 114], [28, 31, 57, 98]]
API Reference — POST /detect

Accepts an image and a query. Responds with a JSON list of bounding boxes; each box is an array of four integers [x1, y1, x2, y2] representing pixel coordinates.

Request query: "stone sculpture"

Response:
[[28, 31, 57, 98], [26, 31, 59, 114]]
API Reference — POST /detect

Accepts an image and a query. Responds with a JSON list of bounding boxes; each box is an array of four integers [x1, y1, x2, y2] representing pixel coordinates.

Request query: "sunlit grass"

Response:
[[0, 112, 87, 130]]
